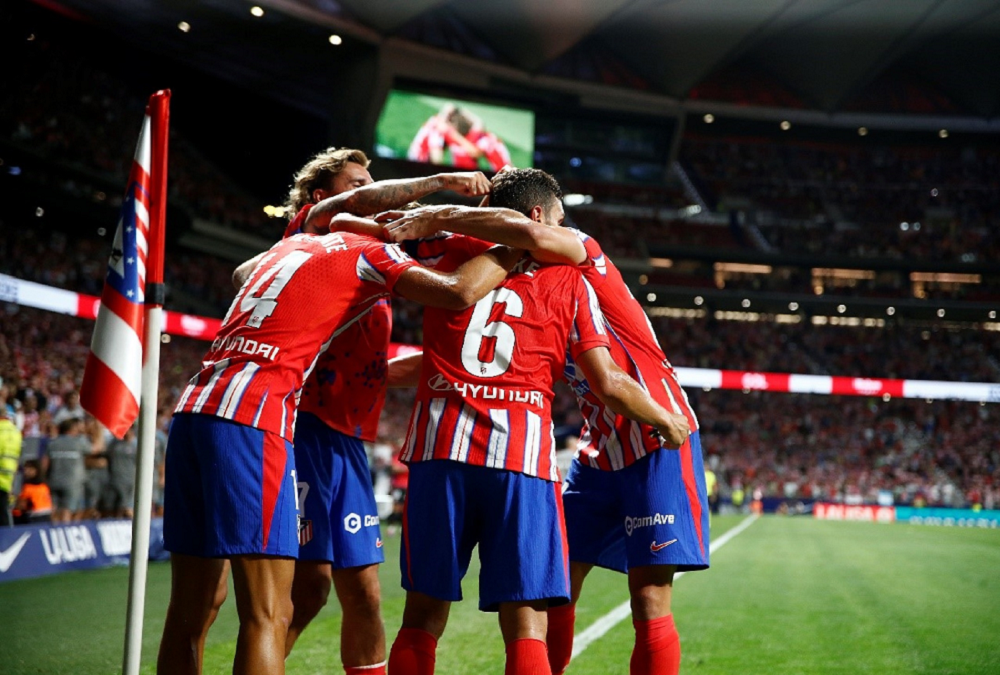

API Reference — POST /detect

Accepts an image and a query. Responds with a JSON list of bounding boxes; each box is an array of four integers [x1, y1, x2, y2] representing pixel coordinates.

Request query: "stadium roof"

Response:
[[33, 0, 1000, 120]]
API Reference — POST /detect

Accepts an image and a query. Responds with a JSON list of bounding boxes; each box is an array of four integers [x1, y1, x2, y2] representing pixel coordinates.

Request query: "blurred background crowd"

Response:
[[2, 6, 997, 524]]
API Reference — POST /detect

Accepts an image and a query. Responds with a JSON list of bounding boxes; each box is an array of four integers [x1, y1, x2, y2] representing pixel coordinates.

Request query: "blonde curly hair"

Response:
[[285, 147, 371, 213]]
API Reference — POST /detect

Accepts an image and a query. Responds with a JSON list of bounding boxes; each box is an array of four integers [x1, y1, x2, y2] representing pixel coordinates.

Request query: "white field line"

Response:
[[571, 514, 760, 660]]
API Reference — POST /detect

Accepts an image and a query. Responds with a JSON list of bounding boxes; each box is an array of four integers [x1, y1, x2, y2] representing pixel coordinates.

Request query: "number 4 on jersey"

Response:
[[225, 250, 313, 329]]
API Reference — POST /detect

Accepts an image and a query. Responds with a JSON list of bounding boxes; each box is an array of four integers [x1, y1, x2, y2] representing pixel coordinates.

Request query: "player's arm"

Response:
[[306, 172, 492, 230], [329, 213, 387, 239], [393, 246, 522, 311], [387, 352, 423, 388], [383, 206, 587, 265], [575, 346, 691, 449], [233, 252, 267, 289]]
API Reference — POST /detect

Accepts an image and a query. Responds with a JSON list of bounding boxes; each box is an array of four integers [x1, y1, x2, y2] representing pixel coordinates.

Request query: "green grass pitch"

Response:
[[2, 515, 998, 674]]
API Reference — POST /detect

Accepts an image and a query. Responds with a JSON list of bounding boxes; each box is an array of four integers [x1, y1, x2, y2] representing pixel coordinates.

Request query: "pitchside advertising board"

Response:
[[0, 519, 170, 583], [814, 502, 1000, 528]]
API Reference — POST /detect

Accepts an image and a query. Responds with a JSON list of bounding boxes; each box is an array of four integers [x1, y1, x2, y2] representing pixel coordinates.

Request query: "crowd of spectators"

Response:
[[3, 37, 275, 238], [680, 136, 1000, 262], [3, 294, 997, 517], [698, 390, 999, 510], [1, 220, 239, 316], [655, 315, 1000, 383]]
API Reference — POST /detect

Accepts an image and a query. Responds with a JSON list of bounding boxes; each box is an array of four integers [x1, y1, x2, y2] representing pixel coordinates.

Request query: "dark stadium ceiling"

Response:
[[32, 0, 1000, 120]]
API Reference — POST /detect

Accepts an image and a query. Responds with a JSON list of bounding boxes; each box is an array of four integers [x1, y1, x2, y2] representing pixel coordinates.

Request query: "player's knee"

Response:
[[211, 575, 229, 615], [337, 568, 382, 619], [244, 593, 294, 630], [294, 573, 332, 621], [629, 584, 671, 620]]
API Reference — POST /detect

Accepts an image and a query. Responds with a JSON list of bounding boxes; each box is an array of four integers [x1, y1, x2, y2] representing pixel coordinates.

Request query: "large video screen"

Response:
[[375, 90, 534, 171]]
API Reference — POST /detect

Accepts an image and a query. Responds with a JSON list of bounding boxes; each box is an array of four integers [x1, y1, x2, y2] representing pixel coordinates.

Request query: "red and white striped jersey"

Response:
[[565, 228, 700, 471], [174, 232, 416, 441], [400, 234, 610, 481], [298, 299, 392, 441], [282, 205, 393, 442]]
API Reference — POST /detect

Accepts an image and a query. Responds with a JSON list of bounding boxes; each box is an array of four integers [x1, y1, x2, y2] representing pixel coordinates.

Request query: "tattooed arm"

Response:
[[305, 172, 491, 231]]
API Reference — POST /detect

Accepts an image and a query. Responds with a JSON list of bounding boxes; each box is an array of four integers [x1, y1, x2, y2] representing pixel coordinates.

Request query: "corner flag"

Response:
[[79, 112, 154, 438]]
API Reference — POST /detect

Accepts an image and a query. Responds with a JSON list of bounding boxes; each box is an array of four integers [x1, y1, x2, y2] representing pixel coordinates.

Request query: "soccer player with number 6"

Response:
[[384, 168, 689, 675], [383, 170, 709, 675]]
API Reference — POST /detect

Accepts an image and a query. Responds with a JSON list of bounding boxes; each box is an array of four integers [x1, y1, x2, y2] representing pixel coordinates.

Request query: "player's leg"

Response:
[[158, 412, 227, 674], [479, 470, 571, 675], [622, 439, 709, 675], [156, 553, 230, 675], [328, 426, 389, 672], [231, 554, 296, 675], [627, 564, 679, 675], [286, 560, 332, 654], [498, 600, 551, 675], [285, 414, 337, 653], [389, 591, 451, 675], [333, 564, 386, 672], [546, 561, 593, 675], [548, 459, 625, 675], [160, 414, 301, 673], [388, 461, 475, 675]]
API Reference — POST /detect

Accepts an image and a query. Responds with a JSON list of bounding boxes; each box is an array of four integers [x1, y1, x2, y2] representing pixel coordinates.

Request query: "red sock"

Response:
[[388, 628, 437, 675], [505, 638, 552, 675], [346, 663, 386, 675], [546, 604, 576, 675], [630, 614, 680, 675]]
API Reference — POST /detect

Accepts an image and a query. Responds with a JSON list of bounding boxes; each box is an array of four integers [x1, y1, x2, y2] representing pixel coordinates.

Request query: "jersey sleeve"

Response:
[[406, 232, 494, 272], [568, 227, 609, 287], [356, 240, 419, 292], [567, 272, 611, 360]]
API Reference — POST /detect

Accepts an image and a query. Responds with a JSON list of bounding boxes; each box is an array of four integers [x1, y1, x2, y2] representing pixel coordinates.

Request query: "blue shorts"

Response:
[[294, 413, 384, 568], [563, 431, 710, 573], [401, 460, 570, 612], [163, 413, 299, 558]]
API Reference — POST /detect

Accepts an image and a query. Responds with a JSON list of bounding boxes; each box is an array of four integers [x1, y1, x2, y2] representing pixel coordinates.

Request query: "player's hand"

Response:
[[382, 205, 453, 242], [653, 412, 691, 449], [441, 171, 491, 197]]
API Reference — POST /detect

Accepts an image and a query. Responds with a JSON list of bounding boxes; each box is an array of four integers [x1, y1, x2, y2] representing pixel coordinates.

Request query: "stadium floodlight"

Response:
[[780, 120, 791, 131], [703, 113, 715, 123], [177, 21, 191, 33], [250, 6, 265, 17], [563, 193, 593, 207], [329, 34, 343, 45]]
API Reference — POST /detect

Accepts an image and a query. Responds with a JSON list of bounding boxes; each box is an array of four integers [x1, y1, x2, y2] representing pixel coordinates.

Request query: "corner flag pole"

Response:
[[122, 89, 170, 675]]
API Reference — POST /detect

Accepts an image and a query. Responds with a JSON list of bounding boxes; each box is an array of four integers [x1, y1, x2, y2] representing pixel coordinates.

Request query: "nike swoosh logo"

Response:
[[650, 538, 678, 553], [0, 532, 32, 573]]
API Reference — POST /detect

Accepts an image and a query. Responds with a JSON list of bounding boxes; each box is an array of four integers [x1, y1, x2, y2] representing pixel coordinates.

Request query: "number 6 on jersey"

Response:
[[461, 287, 524, 378]]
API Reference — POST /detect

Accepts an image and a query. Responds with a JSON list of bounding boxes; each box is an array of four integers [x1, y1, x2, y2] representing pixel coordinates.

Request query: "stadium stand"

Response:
[[1, 26, 996, 523]]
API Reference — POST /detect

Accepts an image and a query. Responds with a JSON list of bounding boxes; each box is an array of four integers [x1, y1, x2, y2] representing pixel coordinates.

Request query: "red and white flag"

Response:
[[80, 114, 153, 438]]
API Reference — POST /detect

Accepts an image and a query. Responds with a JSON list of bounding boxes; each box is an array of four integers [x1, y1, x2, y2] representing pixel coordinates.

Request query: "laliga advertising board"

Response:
[[0, 519, 170, 582]]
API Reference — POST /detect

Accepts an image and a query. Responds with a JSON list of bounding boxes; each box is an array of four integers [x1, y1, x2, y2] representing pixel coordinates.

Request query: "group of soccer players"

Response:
[[156, 147, 710, 675]]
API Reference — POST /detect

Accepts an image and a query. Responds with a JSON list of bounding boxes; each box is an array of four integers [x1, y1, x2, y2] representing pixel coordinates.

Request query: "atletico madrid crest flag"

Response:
[[81, 96, 168, 439]]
